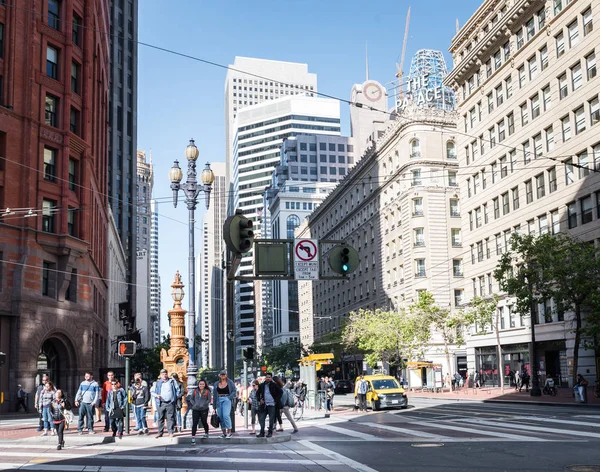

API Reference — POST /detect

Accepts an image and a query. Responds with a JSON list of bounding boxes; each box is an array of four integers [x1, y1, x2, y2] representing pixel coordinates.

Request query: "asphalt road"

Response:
[[1, 396, 599, 471]]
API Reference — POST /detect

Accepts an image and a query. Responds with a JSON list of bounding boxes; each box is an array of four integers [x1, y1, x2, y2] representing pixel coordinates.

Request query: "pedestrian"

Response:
[[454, 372, 462, 390], [106, 379, 126, 439], [186, 378, 212, 444], [325, 376, 335, 410], [474, 372, 481, 388], [294, 379, 307, 401], [50, 389, 71, 450], [16, 384, 29, 413], [35, 375, 49, 432], [574, 373, 589, 403], [38, 381, 56, 436], [445, 373, 452, 390], [275, 377, 298, 434], [74, 372, 100, 435], [247, 380, 259, 435], [129, 377, 150, 434], [273, 376, 285, 432], [256, 372, 282, 438], [515, 370, 521, 391], [520, 369, 530, 392], [101, 371, 116, 432], [317, 377, 327, 410], [134, 372, 148, 388], [170, 373, 184, 432], [355, 374, 368, 412], [214, 370, 236, 439], [152, 369, 180, 438]]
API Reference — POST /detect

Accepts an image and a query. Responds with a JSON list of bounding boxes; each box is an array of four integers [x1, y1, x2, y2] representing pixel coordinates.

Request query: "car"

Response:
[[355, 374, 408, 411], [334, 379, 354, 394]]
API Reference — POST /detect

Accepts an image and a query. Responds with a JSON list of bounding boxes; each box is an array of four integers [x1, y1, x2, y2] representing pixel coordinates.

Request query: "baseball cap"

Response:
[[219, 370, 227, 375]]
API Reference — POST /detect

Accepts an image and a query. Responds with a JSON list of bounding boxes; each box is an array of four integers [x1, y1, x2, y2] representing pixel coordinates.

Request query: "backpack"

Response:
[[286, 389, 295, 408]]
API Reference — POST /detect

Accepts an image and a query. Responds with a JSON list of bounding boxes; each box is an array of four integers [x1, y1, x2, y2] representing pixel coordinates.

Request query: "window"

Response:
[[572, 62, 582, 90], [42, 199, 56, 233], [412, 169, 422, 186], [475, 207, 482, 227], [415, 259, 426, 277], [554, 0, 564, 15], [65, 269, 77, 301], [286, 215, 301, 239], [516, 29, 524, 50], [487, 92, 494, 113], [583, 8, 593, 36], [446, 141, 456, 159], [520, 103, 528, 126], [486, 59, 492, 78], [503, 41, 511, 61], [72, 12, 81, 46], [67, 208, 76, 236], [556, 32, 565, 58], [477, 242, 484, 262], [548, 166, 557, 193], [539, 214, 549, 235], [0, 23, 3, 59], [565, 158, 575, 185], [595, 143, 600, 171], [531, 94, 540, 119], [45, 95, 58, 127], [534, 133, 543, 158], [507, 112, 514, 135], [495, 233, 502, 255], [540, 86, 550, 112], [494, 50, 502, 70], [493, 197, 500, 219], [525, 179, 533, 203], [48, 0, 60, 30], [536, 173, 546, 199], [68, 158, 76, 191], [502, 192, 510, 215], [526, 17, 536, 40], [451, 229, 461, 247], [587, 52, 597, 79], [551, 209, 560, 234], [559, 73, 568, 99], [448, 170, 458, 187], [567, 202, 578, 228], [518, 65, 526, 88], [540, 45, 548, 70], [575, 106, 585, 134], [512, 186, 520, 210], [453, 259, 463, 277], [498, 120, 506, 142], [414, 228, 425, 246], [506, 75, 513, 99], [581, 195, 593, 224], [46, 46, 58, 79], [545, 126, 554, 152], [500, 156, 508, 177], [528, 56, 538, 80], [43, 147, 56, 181], [412, 198, 423, 216], [578, 152, 590, 178], [70, 107, 80, 135], [410, 139, 420, 158], [561, 115, 571, 142], [489, 127, 496, 148], [450, 198, 460, 217], [42, 262, 54, 297], [568, 20, 579, 48], [454, 289, 464, 307], [71, 62, 80, 93], [523, 140, 531, 164], [469, 108, 476, 128], [591, 97, 600, 126]]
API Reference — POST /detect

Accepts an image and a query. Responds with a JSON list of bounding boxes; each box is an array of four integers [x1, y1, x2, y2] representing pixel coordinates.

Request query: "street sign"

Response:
[[294, 238, 319, 280], [118, 341, 136, 357]]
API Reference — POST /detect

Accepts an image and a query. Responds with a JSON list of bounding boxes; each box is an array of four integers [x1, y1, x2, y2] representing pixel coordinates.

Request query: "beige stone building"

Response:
[[445, 0, 600, 386]]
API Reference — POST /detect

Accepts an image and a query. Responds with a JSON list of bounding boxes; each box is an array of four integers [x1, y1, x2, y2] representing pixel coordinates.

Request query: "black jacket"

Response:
[[256, 381, 283, 406]]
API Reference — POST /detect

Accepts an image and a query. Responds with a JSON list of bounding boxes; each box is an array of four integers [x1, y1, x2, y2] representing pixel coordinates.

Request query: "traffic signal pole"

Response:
[[125, 356, 130, 435], [243, 359, 248, 430]]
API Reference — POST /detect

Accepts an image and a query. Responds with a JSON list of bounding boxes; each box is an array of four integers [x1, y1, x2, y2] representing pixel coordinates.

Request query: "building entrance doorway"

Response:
[[35, 336, 77, 397]]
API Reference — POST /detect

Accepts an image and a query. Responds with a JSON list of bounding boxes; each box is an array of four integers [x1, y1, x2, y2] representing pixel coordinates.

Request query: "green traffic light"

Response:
[[342, 263, 349, 272]]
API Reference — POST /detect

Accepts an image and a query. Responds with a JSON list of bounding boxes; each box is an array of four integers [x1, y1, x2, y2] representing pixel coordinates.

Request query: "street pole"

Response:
[[529, 289, 542, 396], [243, 359, 248, 430], [125, 357, 130, 434], [226, 256, 235, 377]]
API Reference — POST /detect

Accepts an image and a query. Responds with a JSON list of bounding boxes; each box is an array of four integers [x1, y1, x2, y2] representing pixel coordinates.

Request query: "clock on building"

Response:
[[363, 82, 383, 102]]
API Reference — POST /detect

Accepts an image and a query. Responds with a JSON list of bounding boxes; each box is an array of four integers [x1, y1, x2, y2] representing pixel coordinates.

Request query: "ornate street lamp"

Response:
[[169, 139, 215, 390]]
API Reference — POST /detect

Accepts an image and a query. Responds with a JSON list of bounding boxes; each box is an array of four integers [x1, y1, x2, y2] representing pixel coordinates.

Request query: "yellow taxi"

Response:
[[354, 374, 408, 411]]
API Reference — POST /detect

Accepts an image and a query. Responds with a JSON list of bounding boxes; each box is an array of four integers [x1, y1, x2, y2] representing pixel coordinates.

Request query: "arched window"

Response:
[[410, 139, 421, 157], [287, 215, 301, 239], [447, 140, 457, 159]]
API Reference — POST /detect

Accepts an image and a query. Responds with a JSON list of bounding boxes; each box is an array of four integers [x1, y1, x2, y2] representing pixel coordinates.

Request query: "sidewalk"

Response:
[[405, 386, 600, 407]]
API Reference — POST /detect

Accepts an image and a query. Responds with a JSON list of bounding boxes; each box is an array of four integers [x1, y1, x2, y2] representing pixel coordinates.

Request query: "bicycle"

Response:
[[292, 394, 304, 421]]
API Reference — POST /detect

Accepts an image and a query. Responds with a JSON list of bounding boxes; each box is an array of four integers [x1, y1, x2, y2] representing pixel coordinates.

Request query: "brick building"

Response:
[[0, 0, 111, 411]]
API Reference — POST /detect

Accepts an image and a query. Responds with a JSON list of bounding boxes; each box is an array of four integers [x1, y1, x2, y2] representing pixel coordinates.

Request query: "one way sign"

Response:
[[294, 239, 319, 280]]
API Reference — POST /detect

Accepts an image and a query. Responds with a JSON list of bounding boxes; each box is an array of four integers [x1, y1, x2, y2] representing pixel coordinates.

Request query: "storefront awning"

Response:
[[406, 361, 442, 369]]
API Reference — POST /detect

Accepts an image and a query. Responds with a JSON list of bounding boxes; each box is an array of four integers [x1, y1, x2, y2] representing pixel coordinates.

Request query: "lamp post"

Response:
[[169, 139, 215, 390]]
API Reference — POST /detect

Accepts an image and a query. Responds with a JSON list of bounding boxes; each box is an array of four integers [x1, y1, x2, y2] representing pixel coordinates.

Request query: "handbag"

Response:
[[210, 411, 220, 429]]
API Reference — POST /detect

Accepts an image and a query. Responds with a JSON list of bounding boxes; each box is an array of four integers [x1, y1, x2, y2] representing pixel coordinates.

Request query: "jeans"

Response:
[[55, 420, 65, 445], [156, 401, 176, 434], [175, 408, 182, 429], [250, 406, 258, 426], [575, 385, 585, 402], [281, 405, 298, 431], [78, 402, 95, 432], [191, 409, 209, 436], [134, 406, 148, 431], [110, 417, 123, 435], [217, 396, 232, 430], [318, 391, 326, 409], [42, 406, 52, 430], [357, 393, 367, 411], [258, 404, 276, 434]]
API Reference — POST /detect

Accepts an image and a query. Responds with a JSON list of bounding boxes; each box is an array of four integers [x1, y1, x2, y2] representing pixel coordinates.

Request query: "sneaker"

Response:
[[40, 432, 48, 437], [78, 432, 83, 436], [89, 431, 96, 435], [155, 434, 163, 438], [202, 433, 209, 439], [256, 432, 265, 438], [225, 433, 232, 439], [144, 429, 149, 435], [56, 444, 62, 450], [219, 433, 226, 439], [266, 432, 273, 438], [292, 429, 299, 434], [118, 434, 123, 440], [51, 430, 56, 436], [168, 434, 174, 438], [137, 430, 144, 435]]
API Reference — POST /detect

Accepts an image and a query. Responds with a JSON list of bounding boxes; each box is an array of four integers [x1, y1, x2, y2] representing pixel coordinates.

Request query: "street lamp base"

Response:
[[530, 386, 542, 397], [187, 363, 198, 390]]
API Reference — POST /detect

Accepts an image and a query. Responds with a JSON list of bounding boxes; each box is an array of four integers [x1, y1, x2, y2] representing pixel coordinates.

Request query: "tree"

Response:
[[261, 340, 302, 374], [495, 233, 600, 386], [131, 335, 170, 382], [342, 308, 431, 369]]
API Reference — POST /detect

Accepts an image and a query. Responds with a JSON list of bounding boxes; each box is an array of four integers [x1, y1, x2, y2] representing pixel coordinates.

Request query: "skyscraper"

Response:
[[150, 199, 161, 346], [108, 0, 138, 336]]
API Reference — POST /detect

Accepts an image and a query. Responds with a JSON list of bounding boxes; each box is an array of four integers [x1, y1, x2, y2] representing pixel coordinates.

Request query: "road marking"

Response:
[[299, 440, 379, 472], [517, 416, 600, 428], [408, 421, 548, 442], [421, 407, 517, 418], [456, 418, 600, 439], [315, 423, 379, 440], [361, 422, 451, 440], [0, 466, 301, 472]]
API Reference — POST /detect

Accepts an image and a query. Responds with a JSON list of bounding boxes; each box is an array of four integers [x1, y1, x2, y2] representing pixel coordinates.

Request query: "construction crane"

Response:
[[395, 6, 411, 99]]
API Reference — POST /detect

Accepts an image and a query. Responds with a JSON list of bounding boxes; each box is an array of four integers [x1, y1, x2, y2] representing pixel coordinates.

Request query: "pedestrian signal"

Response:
[[243, 347, 254, 360], [118, 341, 136, 357]]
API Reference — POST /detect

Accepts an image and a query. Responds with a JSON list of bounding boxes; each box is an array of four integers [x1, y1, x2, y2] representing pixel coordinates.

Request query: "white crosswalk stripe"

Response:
[[406, 420, 548, 442], [360, 422, 451, 440], [455, 418, 600, 439], [315, 423, 379, 440]]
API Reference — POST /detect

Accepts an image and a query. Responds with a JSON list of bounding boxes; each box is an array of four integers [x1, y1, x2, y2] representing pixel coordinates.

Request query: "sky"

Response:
[[136, 0, 483, 331]]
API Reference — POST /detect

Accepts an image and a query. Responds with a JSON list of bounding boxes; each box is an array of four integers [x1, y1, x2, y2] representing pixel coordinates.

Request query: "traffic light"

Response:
[[223, 209, 254, 255], [242, 347, 254, 360], [328, 245, 359, 275], [118, 341, 136, 357]]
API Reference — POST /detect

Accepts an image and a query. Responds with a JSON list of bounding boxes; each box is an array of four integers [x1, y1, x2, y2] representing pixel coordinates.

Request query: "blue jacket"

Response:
[[105, 387, 127, 413], [151, 379, 181, 407]]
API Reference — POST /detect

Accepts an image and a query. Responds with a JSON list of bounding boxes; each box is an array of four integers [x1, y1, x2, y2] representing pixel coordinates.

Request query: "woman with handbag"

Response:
[[106, 380, 127, 439], [186, 379, 212, 444], [213, 370, 236, 439], [50, 389, 70, 450]]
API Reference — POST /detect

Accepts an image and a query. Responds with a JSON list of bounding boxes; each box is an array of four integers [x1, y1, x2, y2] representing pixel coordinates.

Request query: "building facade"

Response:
[[108, 0, 138, 340], [200, 162, 226, 368], [0, 0, 111, 412], [135, 150, 153, 347], [150, 199, 160, 346], [107, 208, 127, 368], [445, 0, 600, 386], [232, 96, 342, 359]]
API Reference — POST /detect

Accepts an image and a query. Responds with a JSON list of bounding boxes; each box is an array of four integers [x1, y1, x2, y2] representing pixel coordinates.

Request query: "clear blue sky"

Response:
[[136, 0, 483, 331]]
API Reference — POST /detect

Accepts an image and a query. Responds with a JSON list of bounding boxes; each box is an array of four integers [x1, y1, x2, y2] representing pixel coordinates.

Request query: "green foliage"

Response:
[[130, 335, 170, 381], [260, 341, 302, 373], [197, 368, 219, 384], [465, 295, 499, 333]]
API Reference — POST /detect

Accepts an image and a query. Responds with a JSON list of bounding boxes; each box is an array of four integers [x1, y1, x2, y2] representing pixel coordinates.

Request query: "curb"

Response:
[[409, 395, 600, 408]]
